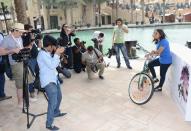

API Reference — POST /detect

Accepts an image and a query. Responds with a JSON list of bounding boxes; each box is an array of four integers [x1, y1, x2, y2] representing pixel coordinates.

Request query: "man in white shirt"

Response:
[[92, 31, 104, 53], [37, 35, 65, 130]]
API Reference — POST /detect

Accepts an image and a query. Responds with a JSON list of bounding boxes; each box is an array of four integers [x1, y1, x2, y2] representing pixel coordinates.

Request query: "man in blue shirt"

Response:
[[37, 35, 66, 130]]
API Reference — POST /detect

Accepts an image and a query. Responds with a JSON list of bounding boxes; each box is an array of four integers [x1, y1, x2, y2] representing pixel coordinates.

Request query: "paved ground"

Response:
[[0, 59, 191, 131]]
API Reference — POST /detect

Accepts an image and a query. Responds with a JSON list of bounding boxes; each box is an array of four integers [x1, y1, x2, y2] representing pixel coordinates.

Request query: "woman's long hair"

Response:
[[153, 29, 167, 44], [60, 24, 67, 37]]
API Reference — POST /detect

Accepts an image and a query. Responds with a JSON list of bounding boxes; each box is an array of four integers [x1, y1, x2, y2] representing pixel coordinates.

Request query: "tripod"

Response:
[[22, 59, 47, 129]]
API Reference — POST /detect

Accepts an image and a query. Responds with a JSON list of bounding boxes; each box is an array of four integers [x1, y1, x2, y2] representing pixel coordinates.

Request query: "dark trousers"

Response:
[[65, 47, 73, 69], [0, 73, 5, 97], [148, 58, 171, 87]]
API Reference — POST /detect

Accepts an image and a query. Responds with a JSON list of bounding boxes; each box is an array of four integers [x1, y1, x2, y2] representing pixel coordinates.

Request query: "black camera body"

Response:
[[106, 47, 116, 58], [80, 41, 86, 45], [12, 48, 31, 62], [31, 29, 41, 34]]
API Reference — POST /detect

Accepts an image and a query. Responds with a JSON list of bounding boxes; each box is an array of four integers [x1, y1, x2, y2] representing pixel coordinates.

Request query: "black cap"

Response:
[[43, 35, 58, 47]]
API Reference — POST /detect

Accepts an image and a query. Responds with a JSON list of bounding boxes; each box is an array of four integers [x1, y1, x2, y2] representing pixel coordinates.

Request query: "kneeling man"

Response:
[[82, 46, 105, 80]]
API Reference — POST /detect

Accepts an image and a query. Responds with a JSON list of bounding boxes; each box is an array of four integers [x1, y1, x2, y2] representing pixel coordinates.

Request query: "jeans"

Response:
[[114, 43, 130, 67], [0, 73, 5, 97], [28, 58, 37, 93], [148, 58, 171, 87], [28, 58, 37, 75], [45, 82, 62, 127]]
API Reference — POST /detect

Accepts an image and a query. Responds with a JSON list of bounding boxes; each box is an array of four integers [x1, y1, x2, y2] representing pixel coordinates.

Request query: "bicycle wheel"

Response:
[[128, 72, 154, 105]]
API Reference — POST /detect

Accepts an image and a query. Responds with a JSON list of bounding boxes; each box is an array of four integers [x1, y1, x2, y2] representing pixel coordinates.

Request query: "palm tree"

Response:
[[162, 0, 166, 23], [130, 0, 134, 24], [97, 0, 108, 26], [42, 0, 55, 29], [141, 0, 144, 24], [14, 0, 28, 23], [83, 0, 107, 26]]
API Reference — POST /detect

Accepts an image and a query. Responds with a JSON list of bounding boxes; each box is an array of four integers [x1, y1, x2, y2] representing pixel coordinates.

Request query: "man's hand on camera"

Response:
[[55, 47, 65, 56], [9, 48, 20, 54]]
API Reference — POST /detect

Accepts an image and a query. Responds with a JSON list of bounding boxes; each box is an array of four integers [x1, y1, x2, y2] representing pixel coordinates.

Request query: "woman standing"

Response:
[[147, 29, 172, 92], [60, 24, 75, 69]]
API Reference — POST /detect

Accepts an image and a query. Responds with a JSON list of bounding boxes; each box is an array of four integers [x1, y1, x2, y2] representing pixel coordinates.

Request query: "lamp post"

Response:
[[0, 2, 11, 34]]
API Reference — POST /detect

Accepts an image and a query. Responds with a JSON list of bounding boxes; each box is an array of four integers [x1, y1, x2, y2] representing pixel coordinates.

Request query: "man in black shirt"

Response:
[[72, 38, 86, 73]]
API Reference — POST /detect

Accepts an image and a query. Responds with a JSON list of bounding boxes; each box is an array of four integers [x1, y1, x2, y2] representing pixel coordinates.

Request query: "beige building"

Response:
[[24, 0, 191, 30]]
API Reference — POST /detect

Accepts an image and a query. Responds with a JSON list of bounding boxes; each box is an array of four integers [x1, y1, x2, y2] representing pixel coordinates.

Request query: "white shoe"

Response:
[[30, 97, 38, 102]]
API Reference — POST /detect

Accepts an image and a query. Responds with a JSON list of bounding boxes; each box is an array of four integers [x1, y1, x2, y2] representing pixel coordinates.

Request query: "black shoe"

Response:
[[0, 96, 12, 101], [127, 65, 132, 69], [46, 125, 59, 131], [117, 64, 121, 68], [55, 112, 67, 118], [82, 68, 86, 72], [153, 78, 159, 83], [154, 86, 162, 92], [99, 76, 104, 80]]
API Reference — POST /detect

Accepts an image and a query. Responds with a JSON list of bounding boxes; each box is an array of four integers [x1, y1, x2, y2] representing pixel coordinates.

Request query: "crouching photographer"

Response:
[[56, 37, 71, 80], [37, 35, 66, 130], [72, 38, 86, 73], [82, 46, 105, 80]]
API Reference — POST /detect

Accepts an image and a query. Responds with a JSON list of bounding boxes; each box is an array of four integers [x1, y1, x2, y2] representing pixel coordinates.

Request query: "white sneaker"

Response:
[[30, 97, 38, 102]]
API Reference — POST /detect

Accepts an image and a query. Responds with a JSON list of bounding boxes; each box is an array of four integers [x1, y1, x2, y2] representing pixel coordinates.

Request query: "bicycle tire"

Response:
[[128, 72, 154, 105]]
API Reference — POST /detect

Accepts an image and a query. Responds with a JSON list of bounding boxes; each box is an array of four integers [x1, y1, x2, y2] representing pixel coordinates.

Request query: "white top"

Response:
[[92, 31, 101, 39], [92, 31, 104, 45], [37, 49, 60, 88]]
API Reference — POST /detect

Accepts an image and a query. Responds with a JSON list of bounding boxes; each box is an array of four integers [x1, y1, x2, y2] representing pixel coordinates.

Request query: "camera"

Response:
[[12, 48, 31, 62], [80, 41, 86, 45], [57, 37, 68, 47], [106, 47, 116, 58], [31, 29, 41, 34]]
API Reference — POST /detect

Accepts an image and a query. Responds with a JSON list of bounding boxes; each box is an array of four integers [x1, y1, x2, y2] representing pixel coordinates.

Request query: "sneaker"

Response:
[[46, 125, 59, 131], [99, 76, 104, 80], [154, 86, 162, 92], [153, 78, 159, 83], [55, 112, 67, 118], [117, 64, 121, 68], [127, 65, 132, 69], [30, 97, 38, 102]]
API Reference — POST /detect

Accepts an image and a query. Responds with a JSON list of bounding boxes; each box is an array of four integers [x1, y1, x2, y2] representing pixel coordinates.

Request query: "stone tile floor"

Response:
[[0, 59, 191, 131]]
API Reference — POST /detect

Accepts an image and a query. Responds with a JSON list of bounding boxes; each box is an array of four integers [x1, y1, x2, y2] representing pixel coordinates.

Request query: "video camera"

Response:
[[12, 48, 31, 62], [31, 29, 41, 34], [106, 47, 116, 58], [80, 41, 86, 45]]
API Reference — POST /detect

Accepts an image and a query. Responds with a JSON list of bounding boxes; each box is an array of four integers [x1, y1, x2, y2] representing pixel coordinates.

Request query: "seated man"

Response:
[[72, 38, 86, 73], [82, 46, 105, 80]]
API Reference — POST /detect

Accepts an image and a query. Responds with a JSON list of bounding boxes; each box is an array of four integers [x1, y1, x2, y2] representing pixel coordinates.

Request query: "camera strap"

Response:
[[93, 49, 103, 62], [11, 34, 23, 48]]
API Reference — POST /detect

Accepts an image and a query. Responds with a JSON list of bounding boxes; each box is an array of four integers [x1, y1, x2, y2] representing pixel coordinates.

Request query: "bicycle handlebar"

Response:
[[136, 43, 150, 54]]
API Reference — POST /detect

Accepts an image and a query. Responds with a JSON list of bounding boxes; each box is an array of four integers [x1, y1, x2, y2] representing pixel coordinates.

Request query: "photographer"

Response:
[[0, 23, 26, 106], [82, 46, 105, 80], [24, 24, 42, 100], [60, 24, 75, 69], [56, 37, 71, 79], [72, 38, 86, 73], [92, 31, 104, 54], [0, 32, 19, 101], [37, 35, 65, 130]]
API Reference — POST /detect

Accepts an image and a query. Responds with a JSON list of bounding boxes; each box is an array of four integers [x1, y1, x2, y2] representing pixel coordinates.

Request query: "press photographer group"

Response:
[[0, 22, 109, 130]]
